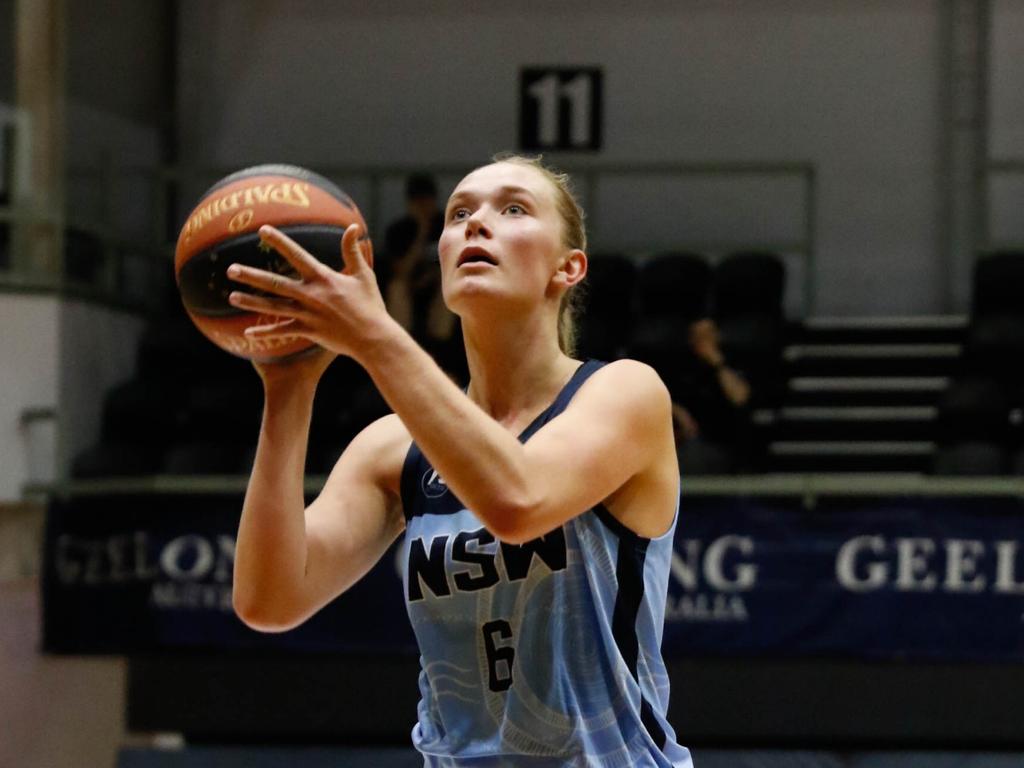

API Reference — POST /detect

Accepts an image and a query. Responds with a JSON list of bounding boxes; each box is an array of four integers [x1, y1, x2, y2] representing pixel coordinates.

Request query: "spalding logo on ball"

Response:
[[174, 164, 373, 362]]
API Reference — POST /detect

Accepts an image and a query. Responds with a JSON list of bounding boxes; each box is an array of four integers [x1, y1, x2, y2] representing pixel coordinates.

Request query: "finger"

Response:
[[243, 317, 307, 338], [228, 290, 311, 321], [258, 225, 325, 279], [226, 263, 305, 299], [340, 223, 372, 275]]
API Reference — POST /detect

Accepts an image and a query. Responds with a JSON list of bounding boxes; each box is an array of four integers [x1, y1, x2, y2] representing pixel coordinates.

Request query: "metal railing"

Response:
[[26, 473, 1024, 508], [1, 158, 818, 314], [984, 158, 1024, 252]]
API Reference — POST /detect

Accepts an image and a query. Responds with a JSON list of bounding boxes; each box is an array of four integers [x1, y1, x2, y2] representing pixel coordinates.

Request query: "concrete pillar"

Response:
[[13, 0, 65, 280], [938, 0, 990, 312]]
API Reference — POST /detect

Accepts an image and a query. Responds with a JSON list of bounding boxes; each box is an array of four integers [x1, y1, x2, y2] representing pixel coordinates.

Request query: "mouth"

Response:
[[457, 247, 498, 268]]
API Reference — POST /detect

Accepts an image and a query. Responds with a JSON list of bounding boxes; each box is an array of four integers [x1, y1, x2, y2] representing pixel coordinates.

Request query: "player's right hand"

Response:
[[252, 345, 336, 391]]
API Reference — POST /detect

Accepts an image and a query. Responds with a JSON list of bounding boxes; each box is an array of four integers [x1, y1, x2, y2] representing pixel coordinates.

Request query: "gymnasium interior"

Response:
[[1, 1, 1023, 766]]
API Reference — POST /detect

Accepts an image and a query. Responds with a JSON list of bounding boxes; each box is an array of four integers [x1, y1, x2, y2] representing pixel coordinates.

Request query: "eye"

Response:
[[450, 207, 470, 221], [504, 204, 525, 215]]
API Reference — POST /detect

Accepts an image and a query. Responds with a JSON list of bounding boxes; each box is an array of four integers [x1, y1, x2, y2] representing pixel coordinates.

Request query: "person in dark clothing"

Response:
[[671, 318, 754, 472], [381, 174, 466, 383]]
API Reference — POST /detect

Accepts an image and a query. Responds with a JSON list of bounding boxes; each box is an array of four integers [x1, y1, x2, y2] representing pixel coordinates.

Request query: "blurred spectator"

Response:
[[381, 173, 466, 383], [671, 318, 754, 472]]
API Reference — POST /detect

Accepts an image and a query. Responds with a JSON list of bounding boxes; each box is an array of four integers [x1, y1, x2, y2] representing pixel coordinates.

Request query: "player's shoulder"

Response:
[[336, 412, 412, 482], [578, 358, 672, 412]]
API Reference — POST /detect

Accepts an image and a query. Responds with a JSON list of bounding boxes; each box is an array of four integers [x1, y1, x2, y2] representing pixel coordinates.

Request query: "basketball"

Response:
[[174, 163, 373, 362]]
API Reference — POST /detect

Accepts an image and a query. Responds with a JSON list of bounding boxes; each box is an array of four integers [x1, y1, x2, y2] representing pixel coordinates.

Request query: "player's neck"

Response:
[[462, 312, 577, 427]]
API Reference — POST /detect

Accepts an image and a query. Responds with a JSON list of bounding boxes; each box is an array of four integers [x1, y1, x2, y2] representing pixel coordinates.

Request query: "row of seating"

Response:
[[962, 251, 1024, 384], [578, 251, 787, 406], [71, 250, 1024, 477]]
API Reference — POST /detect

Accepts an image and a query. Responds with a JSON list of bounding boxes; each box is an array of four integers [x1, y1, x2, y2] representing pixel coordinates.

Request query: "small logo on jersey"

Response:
[[421, 467, 448, 498]]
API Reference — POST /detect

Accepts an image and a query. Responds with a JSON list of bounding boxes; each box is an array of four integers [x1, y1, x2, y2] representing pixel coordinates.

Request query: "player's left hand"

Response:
[[225, 224, 396, 362]]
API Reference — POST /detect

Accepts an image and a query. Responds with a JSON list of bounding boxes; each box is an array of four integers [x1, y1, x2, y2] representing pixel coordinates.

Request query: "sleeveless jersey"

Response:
[[399, 360, 693, 767]]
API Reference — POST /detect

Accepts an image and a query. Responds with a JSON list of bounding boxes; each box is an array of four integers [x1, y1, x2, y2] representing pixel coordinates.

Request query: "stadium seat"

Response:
[[176, 378, 263, 444], [71, 441, 164, 478], [63, 227, 105, 285], [162, 440, 251, 475], [712, 252, 787, 406], [577, 253, 636, 361], [933, 375, 1011, 444], [930, 441, 1006, 476], [971, 251, 1024, 319], [628, 252, 711, 379], [964, 251, 1024, 385], [676, 439, 736, 475], [634, 251, 711, 321]]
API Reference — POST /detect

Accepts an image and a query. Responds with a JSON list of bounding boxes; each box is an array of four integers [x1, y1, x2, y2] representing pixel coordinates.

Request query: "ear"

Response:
[[554, 249, 588, 290]]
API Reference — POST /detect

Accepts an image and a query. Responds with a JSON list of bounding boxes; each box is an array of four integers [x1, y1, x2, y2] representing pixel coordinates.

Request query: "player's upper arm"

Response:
[[503, 359, 674, 543], [288, 414, 409, 625]]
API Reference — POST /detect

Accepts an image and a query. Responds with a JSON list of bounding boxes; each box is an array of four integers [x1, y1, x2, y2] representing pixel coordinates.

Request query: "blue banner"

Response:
[[42, 493, 1024, 661]]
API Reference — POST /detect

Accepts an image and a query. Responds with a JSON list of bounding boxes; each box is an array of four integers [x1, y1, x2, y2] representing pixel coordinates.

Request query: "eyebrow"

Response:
[[447, 185, 539, 207]]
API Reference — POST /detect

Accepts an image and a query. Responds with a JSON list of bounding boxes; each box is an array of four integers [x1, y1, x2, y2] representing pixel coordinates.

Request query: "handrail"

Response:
[[1, 160, 818, 313], [26, 473, 1024, 502], [983, 157, 1024, 251]]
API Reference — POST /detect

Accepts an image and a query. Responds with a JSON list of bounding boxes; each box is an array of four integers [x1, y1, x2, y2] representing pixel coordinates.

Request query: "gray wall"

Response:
[[990, 0, 1024, 250], [0, 0, 12, 104], [177, 0, 948, 317]]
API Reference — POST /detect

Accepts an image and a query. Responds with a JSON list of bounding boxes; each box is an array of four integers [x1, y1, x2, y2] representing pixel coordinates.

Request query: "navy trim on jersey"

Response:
[[611, 534, 669, 751], [592, 502, 637, 540], [399, 360, 607, 522]]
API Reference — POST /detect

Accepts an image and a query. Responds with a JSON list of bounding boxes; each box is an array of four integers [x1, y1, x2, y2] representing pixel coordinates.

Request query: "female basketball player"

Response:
[[226, 155, 693, 767]]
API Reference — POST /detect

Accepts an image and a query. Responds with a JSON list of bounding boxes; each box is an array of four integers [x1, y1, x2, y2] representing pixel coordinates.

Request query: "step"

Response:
[[795, 315, 967, 345], [760, 406, 938, 441], [784, 344, 963, 377], [785, 376, 950, 407], [767, 440, 935, 472]]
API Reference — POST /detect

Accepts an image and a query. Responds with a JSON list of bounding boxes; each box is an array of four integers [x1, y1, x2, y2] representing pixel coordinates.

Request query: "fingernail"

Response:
[[227, 265, 240, 277]]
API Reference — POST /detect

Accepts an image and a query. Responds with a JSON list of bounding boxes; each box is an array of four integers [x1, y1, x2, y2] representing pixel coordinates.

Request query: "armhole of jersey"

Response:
[[399, 440, 423, 523], [592, 502, 648, 544]]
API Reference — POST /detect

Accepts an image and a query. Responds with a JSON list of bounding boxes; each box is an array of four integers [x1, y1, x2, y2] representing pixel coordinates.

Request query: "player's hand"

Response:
[[251, 345, 337, 391], [225, 224, 398, 364]]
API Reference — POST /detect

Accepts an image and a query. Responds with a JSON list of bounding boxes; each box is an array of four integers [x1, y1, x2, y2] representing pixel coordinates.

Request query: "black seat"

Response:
[[176, 377, 263, 444], [972, 251, 1024, 318], [712, 252, 787, 406], [930, 441, 1006, 476], [964, 251, 1024, 384], [71, 441, 164, 478], [577, 253, 636, 360], [634, 252, 711, 321], [163, 440, 251, 475], [629, 252, 711, 380], [64, 227, 105, 285], [934, 376, 1011, 444], [1009, 447, 1024, 476], [713, 251, 786, 319]]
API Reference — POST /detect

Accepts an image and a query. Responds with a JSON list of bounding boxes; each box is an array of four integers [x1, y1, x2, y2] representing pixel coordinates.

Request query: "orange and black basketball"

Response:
[[174, 163, 372, 361]]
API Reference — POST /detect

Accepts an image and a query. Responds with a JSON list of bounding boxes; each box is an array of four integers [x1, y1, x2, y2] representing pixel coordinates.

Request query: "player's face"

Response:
[[438, 162, 567, 315]]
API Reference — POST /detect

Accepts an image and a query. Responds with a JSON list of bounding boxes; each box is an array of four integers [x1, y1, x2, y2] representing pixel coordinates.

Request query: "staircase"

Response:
[[761, 316, 968, 472]]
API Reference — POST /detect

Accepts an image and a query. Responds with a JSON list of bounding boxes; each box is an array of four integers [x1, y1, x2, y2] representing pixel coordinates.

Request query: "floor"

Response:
[[0, 577, 126, 768]]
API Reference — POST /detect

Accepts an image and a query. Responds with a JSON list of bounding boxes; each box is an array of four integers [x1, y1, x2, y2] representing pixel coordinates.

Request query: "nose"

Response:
[[465, 209, 492, 239]]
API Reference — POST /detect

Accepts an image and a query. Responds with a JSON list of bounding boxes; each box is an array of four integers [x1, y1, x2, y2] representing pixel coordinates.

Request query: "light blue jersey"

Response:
[[399, 360, 693, 767]]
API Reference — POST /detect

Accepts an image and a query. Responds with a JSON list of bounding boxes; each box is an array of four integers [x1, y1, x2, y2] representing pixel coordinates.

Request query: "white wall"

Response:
[[0, 295, 59, 500], [178, 0, 945, 316], [0, 295, 144, 500]]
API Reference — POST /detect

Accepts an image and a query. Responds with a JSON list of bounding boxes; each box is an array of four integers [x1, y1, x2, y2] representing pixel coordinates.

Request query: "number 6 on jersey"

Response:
[[482, 620, 515, 692]]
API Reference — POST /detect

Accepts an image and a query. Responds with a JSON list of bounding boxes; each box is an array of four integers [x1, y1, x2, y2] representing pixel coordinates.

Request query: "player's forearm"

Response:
[[232, 382, 317, 629], [358, 321, 533, 536]]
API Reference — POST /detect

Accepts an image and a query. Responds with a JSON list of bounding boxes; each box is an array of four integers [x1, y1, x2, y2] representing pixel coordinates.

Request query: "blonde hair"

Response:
[[490, 152, 587, 356]]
